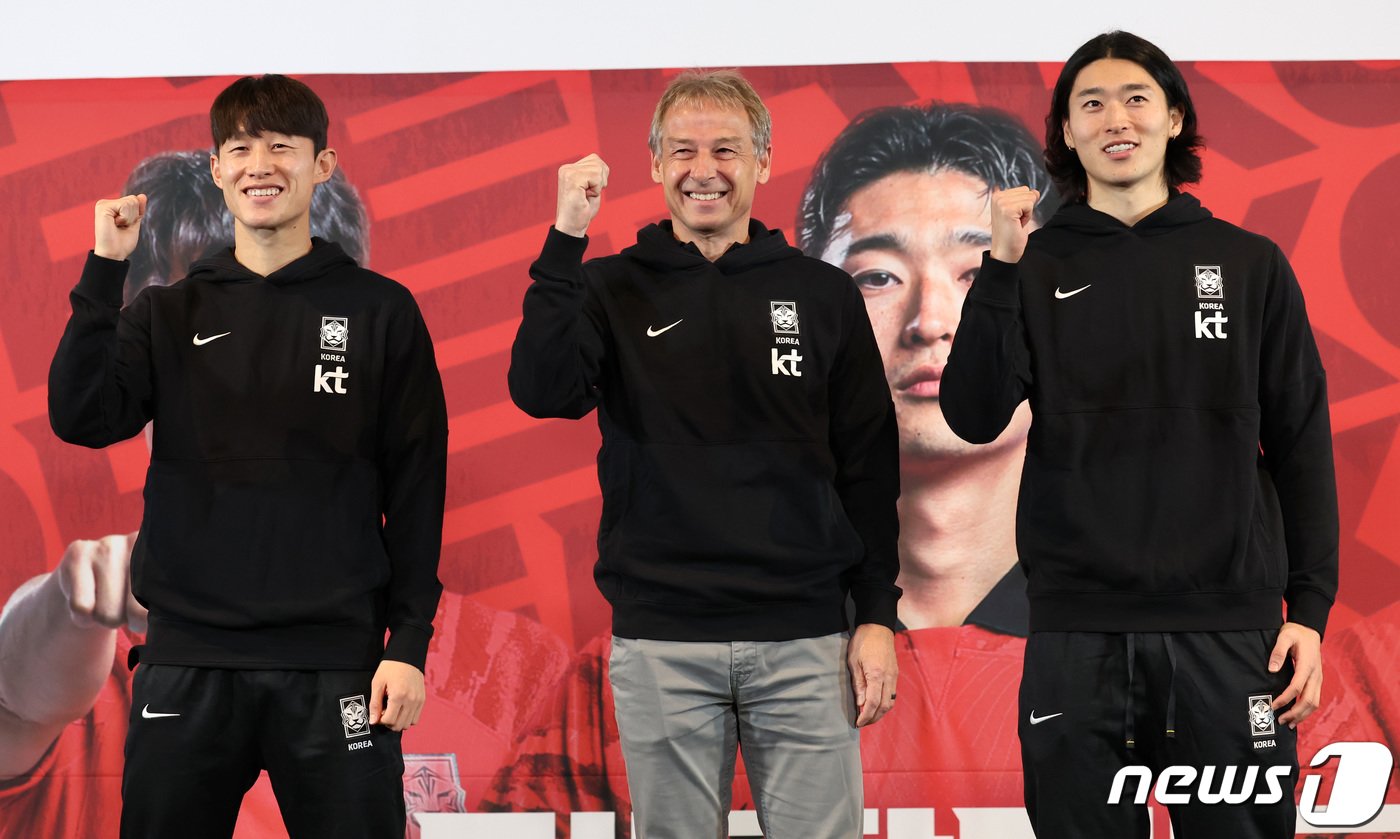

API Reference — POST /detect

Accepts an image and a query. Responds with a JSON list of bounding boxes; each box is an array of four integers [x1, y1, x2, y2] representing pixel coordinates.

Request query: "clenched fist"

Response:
[[989, 187, 1039, 264], [56, 533, 146, 633], [94, 194, 148, 262], [555, 154, 609, 238]]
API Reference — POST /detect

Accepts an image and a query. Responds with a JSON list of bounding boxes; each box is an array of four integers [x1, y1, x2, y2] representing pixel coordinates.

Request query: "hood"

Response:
[[621, 219, 802, 275], [1042, 191, 1213, 239], [186, 238, 357, 286]]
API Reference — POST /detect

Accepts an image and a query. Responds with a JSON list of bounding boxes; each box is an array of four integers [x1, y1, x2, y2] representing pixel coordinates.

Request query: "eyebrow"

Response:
[[843, 227, 990, 258], [1076, 82, 1155, 98], [665, 136, 746, 148]]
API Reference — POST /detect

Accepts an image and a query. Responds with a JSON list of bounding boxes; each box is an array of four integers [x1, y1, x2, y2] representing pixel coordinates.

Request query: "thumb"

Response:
[[1267, 632, 1290, 673], [368, 674, 385, 724], [850, 658, 866, 707]]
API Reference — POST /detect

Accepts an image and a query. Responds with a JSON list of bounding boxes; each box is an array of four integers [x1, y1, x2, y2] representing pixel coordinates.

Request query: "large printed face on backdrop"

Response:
[[211, 130, 337, 241], [650, 102, 771, 247], [1063, 58, 1182, 204], [822, 168, 1032, 461]]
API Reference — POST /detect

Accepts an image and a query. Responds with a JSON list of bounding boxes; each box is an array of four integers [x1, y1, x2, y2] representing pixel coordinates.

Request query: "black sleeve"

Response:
[[941, 253, 1033, 444], [507, 227, 608, 419], [1257, 245, 1338, 638], [377, 295, 448, 669], [48, 253, 153, 448], [828, 280, 902, 630]]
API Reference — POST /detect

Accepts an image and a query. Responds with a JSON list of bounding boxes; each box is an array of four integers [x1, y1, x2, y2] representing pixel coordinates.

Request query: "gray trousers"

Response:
[[608, 634, 863, 839]]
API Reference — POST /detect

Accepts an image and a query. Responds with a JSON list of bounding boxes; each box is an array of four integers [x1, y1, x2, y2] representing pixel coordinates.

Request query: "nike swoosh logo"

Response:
[[192, 332, 231, 346], [1029, 711, 1064, 725], [646, 319, 683, 337], [142, 704, 181, 719], [1054, 285, 1091, 299]]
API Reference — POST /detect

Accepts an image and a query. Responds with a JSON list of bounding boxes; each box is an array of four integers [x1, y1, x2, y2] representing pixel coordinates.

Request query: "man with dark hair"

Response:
[[943, 31, 1337, 838], [798, 102, 1053, 813], [121, 150, 369, 304], [507, 68, 900, 838], [43, 73, 448, 839]]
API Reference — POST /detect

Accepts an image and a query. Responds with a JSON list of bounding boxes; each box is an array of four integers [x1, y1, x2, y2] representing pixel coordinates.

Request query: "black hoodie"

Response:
[[49, 240, 447, 670], [509, 221, 900, 641], [942, 193, 1337, 637]]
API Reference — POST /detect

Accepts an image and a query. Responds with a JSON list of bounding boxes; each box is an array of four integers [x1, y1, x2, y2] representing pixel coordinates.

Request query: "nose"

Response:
[[689, 151, 717, 182], [901, 274, 960, 348], [1102, 100, 1130, 133], [248, 144, 274, 176]]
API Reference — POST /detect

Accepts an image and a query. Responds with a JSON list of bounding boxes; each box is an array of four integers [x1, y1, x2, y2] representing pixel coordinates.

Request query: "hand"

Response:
[[988, 187, 1039, 264], [368, 659, 425, 732], [1269, 621, 1323, 728], [94, 194, 148, 262], [555, 154, 609, 238], [849, 623, 898, 727], [55, 532, 146, 633]]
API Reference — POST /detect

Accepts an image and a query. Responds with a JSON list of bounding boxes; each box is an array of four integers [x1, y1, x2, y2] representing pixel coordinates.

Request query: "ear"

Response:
[[650, 151, 663, 185], [1169, 106, 1184, 139], [314, 147, 338, 184], [1062, 119, 1075, 152], [210, 153, 223, 189], [756, 146, 773, 185]]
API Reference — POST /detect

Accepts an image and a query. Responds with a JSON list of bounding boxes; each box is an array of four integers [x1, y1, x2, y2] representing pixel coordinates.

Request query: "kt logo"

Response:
[[314, 364, 349, 394], [771, 349, 802, 377]]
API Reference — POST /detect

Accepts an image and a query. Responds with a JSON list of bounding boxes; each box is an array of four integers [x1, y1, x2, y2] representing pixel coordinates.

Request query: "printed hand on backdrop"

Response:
[[989, 187, 1039, 263], [555, 154, 609, 238], [57, 532, 147, 633], [93, 194, 148, 262]]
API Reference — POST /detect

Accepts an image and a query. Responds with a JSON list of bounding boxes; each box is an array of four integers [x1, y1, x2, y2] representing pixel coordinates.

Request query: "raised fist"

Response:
[[988, 187, 1040, 264], [93, 193, 148, 262], [555, 154, 609, 238], [56, 532, 146, 633]]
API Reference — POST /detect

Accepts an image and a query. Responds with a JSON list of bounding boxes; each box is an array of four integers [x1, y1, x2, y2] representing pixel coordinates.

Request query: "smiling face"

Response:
[[211, 129, 336, 240], [821, 169, 1031, 461], [1062, 58, 1183, 204], [650, 101, 771, 249]]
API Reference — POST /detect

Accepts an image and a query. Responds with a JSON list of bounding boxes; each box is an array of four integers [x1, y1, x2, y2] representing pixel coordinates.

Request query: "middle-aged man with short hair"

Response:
[[45, 74, 448, 839], [508, 69, 901, 838]]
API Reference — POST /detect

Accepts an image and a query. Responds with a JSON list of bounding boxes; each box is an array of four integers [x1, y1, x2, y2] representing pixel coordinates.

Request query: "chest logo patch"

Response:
[[320, 316, 349, 351], [1195, 265, 1224, 299], [770, 301, 799, 335]]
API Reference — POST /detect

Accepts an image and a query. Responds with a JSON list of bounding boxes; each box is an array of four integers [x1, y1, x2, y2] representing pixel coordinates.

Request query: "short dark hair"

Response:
[[1045, 31, 1204, 203], [210, 74, 330, 155], [799, 102, 1056, 258], [122, 150, 370, 304]]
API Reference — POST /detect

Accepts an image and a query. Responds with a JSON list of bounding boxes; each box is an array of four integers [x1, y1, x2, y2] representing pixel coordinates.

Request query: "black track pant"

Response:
[[121, 664, 406, 839], [1019, 630, 1299, 839]]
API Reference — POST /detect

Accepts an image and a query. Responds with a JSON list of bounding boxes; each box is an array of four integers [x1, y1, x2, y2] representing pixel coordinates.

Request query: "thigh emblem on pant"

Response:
[[1249, 694, 1276, 740], [340, 694, 371, 739]]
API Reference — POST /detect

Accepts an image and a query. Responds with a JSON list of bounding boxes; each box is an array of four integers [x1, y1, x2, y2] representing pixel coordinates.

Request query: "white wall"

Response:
[[2, 0, 1395, 81]]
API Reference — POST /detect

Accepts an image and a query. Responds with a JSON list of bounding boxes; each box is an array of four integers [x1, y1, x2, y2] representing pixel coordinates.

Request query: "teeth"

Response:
[[1105, 143, 1134, 153], [247, 187, 281, 197], [688, 192, 723, 201]]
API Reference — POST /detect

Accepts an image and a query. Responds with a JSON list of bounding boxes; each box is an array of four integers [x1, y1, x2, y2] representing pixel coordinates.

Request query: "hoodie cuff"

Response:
[[1285, 588, 1333, 640], [77, 252, 131, 307], [533, 226, 591, 282], [382, 624, 432, 671], [970, 253, 1022, 308], [851, 586, 900, 633]]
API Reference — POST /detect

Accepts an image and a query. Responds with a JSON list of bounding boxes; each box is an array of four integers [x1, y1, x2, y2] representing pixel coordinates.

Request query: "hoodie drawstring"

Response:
[[1124, 632, 1136, 750], [1164, 633, 1179, 740]]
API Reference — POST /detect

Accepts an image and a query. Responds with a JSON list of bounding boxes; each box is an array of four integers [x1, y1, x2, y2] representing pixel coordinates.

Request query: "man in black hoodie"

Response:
[[942, 32, 1337, 839], [508, 69, 901, 838], [47, 75, 447, 839]]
